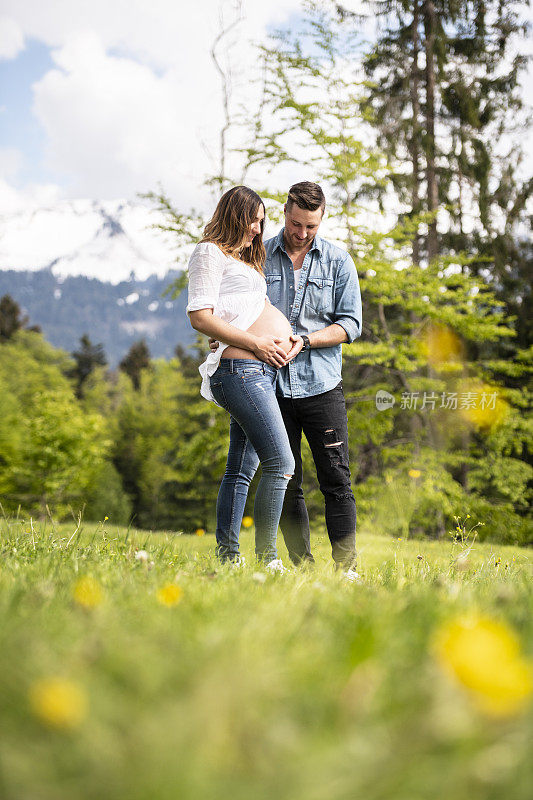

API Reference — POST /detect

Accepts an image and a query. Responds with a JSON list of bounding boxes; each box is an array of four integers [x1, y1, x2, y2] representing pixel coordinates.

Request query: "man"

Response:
[[210, 181, 362, 577], [265, 182, 361, 577]]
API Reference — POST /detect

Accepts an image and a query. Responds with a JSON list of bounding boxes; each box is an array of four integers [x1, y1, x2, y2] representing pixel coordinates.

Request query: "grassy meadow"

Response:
[[0, 516, 532, 800]]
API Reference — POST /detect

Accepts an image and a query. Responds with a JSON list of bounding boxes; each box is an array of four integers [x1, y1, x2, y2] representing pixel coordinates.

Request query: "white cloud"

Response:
[[0, 147, 24, 180], [2, 0, 303, 208], [32, 32, 207, 204], [0, 147, 62, 212], [0, 1, 300, 68], [0, 178, 62, 214], [0, 17, 24, 60]]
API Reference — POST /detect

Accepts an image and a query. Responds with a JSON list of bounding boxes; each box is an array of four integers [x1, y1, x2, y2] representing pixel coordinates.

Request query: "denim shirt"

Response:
[[264, 229, 362, 399]]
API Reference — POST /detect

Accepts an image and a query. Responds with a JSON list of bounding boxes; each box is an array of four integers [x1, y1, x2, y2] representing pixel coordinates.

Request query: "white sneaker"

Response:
[[265, 558, 286, 574], [343, 568, 362, 584], [229, 556, 246, 568]]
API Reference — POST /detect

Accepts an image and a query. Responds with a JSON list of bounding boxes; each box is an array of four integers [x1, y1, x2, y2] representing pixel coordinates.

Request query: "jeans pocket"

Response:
[[210, 380, 229, 411]]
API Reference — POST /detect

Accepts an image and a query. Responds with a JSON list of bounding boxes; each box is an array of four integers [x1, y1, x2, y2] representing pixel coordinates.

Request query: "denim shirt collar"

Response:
[[272, 228, 324, 259]]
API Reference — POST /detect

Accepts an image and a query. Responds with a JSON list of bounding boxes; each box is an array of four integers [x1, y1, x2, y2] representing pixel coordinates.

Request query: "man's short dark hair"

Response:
[[286, 181, 326, 213]]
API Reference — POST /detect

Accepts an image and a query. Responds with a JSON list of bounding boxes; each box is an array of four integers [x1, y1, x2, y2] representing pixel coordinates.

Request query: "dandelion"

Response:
[[73, 576, 103, 609], [135, 550, 149, 562], [157, 584, 183, 607], [104, 516, 108, 521], [242, 516, 253, 528], [408, 469, 422, 479], [433, 615, 533, 717], [252, 572, 267, 584], [195, 528, 205, 537], [29, 678, 87, 730]]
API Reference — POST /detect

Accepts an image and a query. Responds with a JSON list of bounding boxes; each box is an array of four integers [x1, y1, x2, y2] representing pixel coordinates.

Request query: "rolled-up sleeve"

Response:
[[333, 254, 362, 343], [186, 243, 225, 314]]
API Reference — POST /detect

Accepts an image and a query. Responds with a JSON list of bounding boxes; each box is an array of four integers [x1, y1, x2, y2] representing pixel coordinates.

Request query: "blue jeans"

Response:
[[210, 359, 295, 563]]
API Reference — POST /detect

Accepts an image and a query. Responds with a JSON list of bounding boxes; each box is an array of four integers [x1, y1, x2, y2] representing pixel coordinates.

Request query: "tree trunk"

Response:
[[410, 0, 421, 266], [423, 0, 439, 260]]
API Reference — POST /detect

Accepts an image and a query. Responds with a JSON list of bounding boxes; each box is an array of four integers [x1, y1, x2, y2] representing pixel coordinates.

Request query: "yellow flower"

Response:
[[29, 678, 87, 730], [73, 576, 103, 609], [157, 584, 183, 607], [433, 615, 533, 717], [408, 469, 421, 479], [104, 516, 108, 521], [242, 516, 253, 528], [195, 528, 205, 537]]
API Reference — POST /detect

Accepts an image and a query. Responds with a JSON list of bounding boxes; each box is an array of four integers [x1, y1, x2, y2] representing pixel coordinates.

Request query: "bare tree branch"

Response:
[[210, 0, 244, 192]]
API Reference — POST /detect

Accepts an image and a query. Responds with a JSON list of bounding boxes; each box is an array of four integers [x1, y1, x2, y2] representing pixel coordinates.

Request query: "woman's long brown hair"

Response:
[[200, 186, 266, 274]]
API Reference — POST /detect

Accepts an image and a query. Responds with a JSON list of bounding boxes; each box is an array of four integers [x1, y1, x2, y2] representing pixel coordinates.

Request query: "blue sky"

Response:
[[0, 0, 531, 214], [0, 0, 309, 210], [0, 39, 54, 184]]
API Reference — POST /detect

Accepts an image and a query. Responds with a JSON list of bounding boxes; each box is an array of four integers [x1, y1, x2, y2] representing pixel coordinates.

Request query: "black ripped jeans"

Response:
[[277, 382, 357, 568]]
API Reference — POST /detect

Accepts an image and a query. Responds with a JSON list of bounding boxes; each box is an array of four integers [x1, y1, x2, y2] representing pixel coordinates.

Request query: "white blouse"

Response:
[[186, 241, 267, 403]]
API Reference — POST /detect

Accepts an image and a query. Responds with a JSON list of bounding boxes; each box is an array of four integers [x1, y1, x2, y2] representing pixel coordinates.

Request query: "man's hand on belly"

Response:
[[285, 335, 304, 363]]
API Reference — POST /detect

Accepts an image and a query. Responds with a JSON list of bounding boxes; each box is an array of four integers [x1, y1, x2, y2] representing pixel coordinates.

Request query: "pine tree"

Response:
[[0, 295, 29, 341], [70, 334, 108, 398], [242, 0, 532, 540], [119, 339, 151, 391], [345, 0, 531, 268]]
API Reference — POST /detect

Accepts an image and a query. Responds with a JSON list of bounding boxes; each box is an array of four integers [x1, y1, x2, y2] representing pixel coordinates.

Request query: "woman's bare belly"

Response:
[[223, 300, 293, 361]]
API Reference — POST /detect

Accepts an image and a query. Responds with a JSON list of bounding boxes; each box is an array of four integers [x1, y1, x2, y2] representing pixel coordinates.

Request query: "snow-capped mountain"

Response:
[[0, 199, 181, 283]]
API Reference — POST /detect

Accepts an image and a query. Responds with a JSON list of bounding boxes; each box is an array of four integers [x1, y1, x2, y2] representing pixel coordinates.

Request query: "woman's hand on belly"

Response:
[[249, 335, 288, 367], [207, 302, 294, 366], [246, 302, 293, 365]]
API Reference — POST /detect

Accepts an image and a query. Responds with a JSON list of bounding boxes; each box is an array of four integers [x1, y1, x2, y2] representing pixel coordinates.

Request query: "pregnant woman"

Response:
[[187, 186, 302, 569]]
